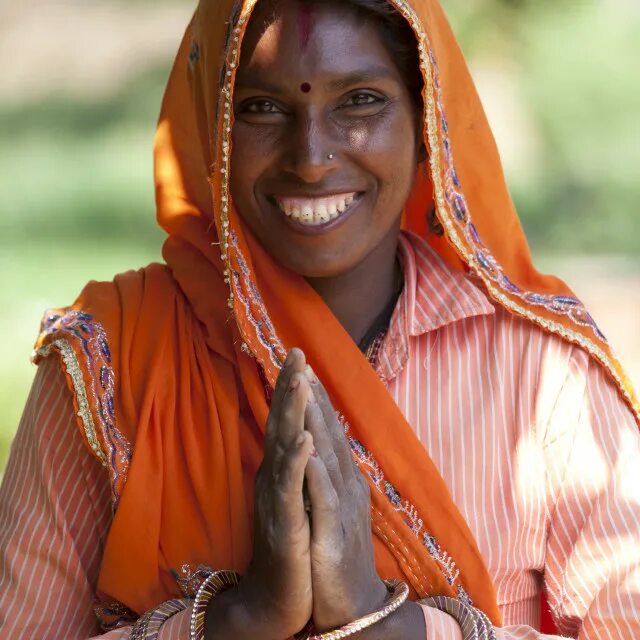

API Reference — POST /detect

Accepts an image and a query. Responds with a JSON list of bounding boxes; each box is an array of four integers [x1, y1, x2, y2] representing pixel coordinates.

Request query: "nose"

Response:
[[284, 113, 336, 183]]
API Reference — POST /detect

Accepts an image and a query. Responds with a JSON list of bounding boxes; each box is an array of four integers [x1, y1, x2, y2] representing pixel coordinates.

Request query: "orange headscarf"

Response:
[[34, 0, 639, 630]]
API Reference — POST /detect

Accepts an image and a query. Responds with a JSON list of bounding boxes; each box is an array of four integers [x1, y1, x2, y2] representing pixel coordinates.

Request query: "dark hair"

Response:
[[306, 0, 424, 112]]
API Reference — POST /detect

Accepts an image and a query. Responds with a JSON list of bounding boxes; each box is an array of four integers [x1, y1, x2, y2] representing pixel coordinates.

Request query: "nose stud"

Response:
[[327, 153, 334, 161]]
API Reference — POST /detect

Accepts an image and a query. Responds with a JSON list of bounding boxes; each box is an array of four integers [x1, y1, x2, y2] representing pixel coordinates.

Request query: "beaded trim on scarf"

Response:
[[344, 342, 473, 603], [346, 422, 472, 605], [381, 0, 638, 421], [229, 229, 286, 368], [94, 599, 138, 631], [33, 310, 132, 509], [173, 563, 218, 598], [384, 0, 604, 339]]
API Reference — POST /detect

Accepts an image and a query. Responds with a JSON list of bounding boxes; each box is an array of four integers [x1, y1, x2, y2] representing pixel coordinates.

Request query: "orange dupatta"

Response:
[[34, 0, 639, 630]]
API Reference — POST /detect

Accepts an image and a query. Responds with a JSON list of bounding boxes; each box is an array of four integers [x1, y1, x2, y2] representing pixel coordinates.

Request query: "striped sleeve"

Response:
[[492, 353, 640, 640], [0, 357, 193, 639], [538, 355, 640, 639], [423, 354, 640, 640]]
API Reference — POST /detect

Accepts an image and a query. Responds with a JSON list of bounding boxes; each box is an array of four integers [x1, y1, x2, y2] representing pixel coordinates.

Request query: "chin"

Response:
[[274, 251, 356, 279], [271, 238, 373, 280]]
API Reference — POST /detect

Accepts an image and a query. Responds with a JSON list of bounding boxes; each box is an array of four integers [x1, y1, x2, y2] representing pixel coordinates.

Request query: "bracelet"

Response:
[[189, 569, 241, 640], [129, 598, 190, 640], [418, 596, 496, 640], [307, 580, 409, 640]]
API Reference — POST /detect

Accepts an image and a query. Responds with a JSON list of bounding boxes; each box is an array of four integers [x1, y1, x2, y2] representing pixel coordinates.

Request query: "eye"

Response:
[[341, 92, 385, 108], [243, 99, 283, 114]]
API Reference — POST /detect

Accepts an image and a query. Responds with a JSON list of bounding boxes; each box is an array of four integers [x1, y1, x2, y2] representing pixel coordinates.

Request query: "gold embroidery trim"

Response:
[[386, 0, 640, 424], [36, 339, 108, 467]]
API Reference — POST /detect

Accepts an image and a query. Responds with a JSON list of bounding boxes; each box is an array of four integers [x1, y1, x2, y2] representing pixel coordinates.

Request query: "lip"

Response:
[[272, 190, 359, 200], [268, 192, 364, 235]]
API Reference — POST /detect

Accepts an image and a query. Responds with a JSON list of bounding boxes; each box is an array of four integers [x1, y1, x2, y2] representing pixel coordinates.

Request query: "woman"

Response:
[[1, 0, 638, 638]]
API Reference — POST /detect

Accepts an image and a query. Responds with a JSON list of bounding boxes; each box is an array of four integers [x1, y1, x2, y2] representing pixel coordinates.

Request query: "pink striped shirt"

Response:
[[1, 231, 639, 639]]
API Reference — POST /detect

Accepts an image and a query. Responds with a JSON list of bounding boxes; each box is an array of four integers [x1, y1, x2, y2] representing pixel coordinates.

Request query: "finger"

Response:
[[304, 393, 345, 496], [305, 367, 356, 485], [264, 349, 306, 463], [273, 432, 314, 534], [276, 371, 310, 450], [268, 348, 306, 428], [305, 453, 343, 545]]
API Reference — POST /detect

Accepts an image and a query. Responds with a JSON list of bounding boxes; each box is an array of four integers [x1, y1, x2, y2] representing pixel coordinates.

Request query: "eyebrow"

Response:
[[325, 67, 400, 91], [235, 66, 400, 94]]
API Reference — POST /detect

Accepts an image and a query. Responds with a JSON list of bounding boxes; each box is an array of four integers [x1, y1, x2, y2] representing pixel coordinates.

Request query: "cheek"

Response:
[[234, 121, 285, 151], [231, 122, 283, 178], [230, 123, 281, 208], [344, 101, 415, 149], [346, 113, 417, 205], [345, 109, 416, 174]]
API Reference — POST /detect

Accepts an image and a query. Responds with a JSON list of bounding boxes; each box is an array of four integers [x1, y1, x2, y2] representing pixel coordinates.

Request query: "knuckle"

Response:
[[313, 537, 344, 563], [273, 485, 291, 503], [323, 490, 340, 512], [325, 451, 340, 474]]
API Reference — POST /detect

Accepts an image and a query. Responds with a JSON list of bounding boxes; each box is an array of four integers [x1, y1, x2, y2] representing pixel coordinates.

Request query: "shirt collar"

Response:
[[376, 231, 495, 381]]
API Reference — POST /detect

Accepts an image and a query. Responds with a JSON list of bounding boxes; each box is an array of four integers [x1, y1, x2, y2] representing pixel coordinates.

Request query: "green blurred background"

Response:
[[1, 0, 639, 472]]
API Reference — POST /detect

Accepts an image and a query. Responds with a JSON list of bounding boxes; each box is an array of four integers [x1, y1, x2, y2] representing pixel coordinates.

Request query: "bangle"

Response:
[[418, 596, 496, 640], [308, 580, 409, 640], [189, 570, 241, 640], [130, 598, 190, 640]]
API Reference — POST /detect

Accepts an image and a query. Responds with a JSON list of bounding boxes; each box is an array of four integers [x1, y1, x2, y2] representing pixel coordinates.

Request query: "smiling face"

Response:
[[230, 0, 422, 278]]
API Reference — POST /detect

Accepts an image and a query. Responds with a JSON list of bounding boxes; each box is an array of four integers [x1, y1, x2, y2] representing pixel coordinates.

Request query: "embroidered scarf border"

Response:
[[33, 310, 132, 509]]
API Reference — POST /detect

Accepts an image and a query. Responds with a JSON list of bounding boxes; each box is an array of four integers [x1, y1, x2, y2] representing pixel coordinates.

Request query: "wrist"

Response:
[[354, 579, 390, 621], [204, 586, 267, 640], [357, 601, 426, 640], [204, 579, 299, 640]]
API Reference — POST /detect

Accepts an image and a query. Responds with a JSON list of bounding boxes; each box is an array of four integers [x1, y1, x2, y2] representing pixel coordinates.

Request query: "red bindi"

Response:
[[300, 82, 311, 93]]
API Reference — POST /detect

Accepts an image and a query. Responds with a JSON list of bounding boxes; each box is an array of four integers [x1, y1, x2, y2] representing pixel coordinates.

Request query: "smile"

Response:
[[274, 192, 359, 226]]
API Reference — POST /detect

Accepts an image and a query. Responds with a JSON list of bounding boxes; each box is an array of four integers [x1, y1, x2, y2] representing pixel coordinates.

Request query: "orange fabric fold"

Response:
[[34, 0, 638, 630]]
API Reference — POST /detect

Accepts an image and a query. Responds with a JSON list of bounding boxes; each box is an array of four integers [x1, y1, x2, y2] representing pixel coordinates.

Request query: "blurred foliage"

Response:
[[446, 0, 640, 253], [0, 66, 168, 245], [1, 0, 639, 468], [0, 65, 167, 469]]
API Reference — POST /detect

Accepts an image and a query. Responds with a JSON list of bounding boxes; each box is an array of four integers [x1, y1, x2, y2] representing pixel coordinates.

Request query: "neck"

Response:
[[306, 225, 402, 345]]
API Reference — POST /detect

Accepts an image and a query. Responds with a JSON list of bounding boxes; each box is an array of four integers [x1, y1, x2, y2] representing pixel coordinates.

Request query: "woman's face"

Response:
[[230, 0, 421, 278]]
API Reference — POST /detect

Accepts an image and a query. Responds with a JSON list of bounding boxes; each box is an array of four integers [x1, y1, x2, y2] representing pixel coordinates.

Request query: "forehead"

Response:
[[238, 0, 402, 84]]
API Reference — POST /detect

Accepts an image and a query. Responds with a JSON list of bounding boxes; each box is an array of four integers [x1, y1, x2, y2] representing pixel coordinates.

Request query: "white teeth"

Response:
[[316, 205, 329, 222], [275, 192, 358, 226]]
